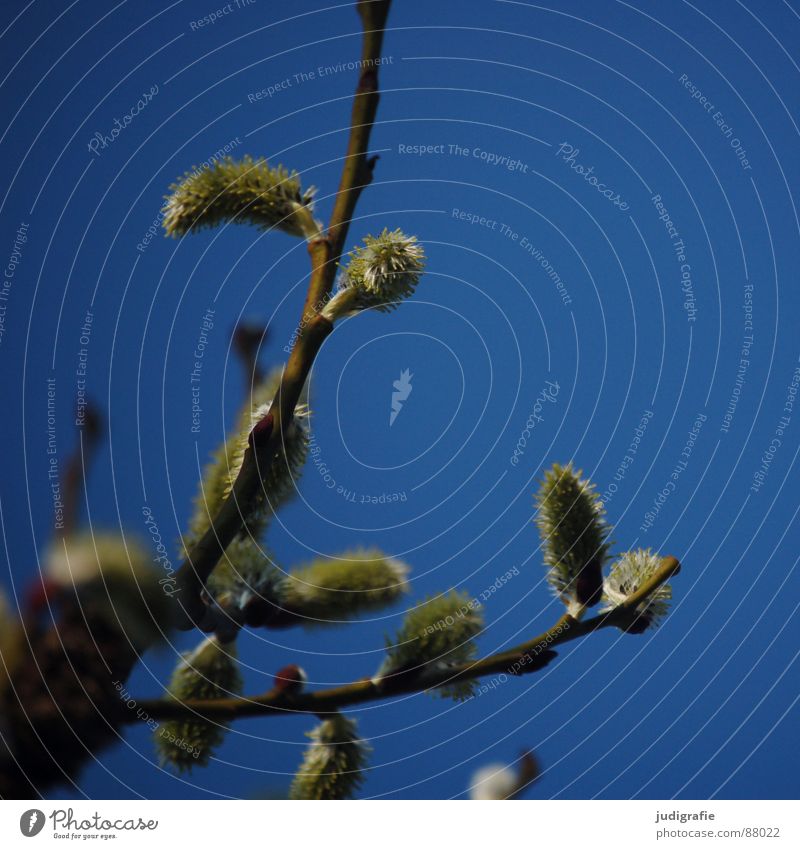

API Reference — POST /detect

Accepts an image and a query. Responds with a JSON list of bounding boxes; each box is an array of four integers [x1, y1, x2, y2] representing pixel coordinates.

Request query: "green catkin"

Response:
[[155, 636, 243, 771], [534, 463, 611, 614], [277, 549, 410, 625], [163, 155, 319, 239], [377, 590, 483, 700], [185, 369, 309, 547], [322, 229, 426, 319], [289, 714, 370, 800]]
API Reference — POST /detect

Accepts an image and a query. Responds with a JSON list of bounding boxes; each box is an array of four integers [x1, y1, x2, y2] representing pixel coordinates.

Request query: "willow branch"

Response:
[[327, 2, 390, 257], [173, 1, 393, 628], [135, 557, 680, 722]]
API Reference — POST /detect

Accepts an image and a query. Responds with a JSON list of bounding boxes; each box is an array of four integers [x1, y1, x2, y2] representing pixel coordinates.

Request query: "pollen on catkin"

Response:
[[376, 590, 483, 700], [600, 549, 672, 632]]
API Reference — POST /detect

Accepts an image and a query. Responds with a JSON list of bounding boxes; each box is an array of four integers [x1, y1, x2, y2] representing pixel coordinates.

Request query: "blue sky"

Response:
[[1, 0, 799, 799]]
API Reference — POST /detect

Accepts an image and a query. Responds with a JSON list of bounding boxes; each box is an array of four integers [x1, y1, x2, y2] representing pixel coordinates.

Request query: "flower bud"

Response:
[[375, 590, 483, 700], [534, 463, 610, 616], [155, 635, 243, 771], [205, 537, 282, 631], [600, 549, 672, 632], [248, 411, 274, 450], [322, 228, 425, 320], [274, 664, 307, 694], [187, 371, 308, 545], [289, 713, 370, 800], [164, 155, 319, 239], [275, 549, 410, 627]]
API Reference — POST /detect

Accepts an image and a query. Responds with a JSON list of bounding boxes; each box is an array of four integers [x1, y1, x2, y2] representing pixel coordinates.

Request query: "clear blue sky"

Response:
[[1, 0, 799, 799]]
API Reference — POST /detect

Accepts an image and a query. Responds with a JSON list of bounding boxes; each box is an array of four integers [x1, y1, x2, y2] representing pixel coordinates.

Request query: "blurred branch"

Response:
[[233, 322, 269, 387], [133, 557, 680, 722], [60, 402, 101, 538], [173, 1, 393, 628]]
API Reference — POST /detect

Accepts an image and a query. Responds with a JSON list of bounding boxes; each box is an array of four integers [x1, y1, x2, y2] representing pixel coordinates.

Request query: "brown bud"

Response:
[[248, 412, 274, 450], [274, 664, 307, 694], [575, 560, 604, 607], [233, 322, 268, 359]]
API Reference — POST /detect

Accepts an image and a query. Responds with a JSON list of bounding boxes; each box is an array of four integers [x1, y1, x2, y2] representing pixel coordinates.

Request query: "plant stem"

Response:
[[135, 557, 679, 722], [173, 1, 393, 629], [327, 1, 390, 259]]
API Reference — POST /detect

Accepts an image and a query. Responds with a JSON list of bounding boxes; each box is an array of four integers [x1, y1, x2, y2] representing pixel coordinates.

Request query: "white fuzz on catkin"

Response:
[[600, 548, 672, 631], [322, 229, 425, 321]]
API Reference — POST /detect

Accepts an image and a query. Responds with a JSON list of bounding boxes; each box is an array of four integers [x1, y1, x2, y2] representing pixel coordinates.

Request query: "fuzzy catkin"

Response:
[[289, 714, 370, 800], [276, 549, 410, 626], [186, 370, 309, 546], [163, 155, 319, 239], [377, 590, 483, 700], [323, 229, 426, 319], [600, 549, 672, 632], [155, 636, 243, 771]]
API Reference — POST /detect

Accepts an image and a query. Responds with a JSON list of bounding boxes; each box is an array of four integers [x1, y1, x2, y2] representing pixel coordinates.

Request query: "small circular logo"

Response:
[[19, 810, 46, 837]]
